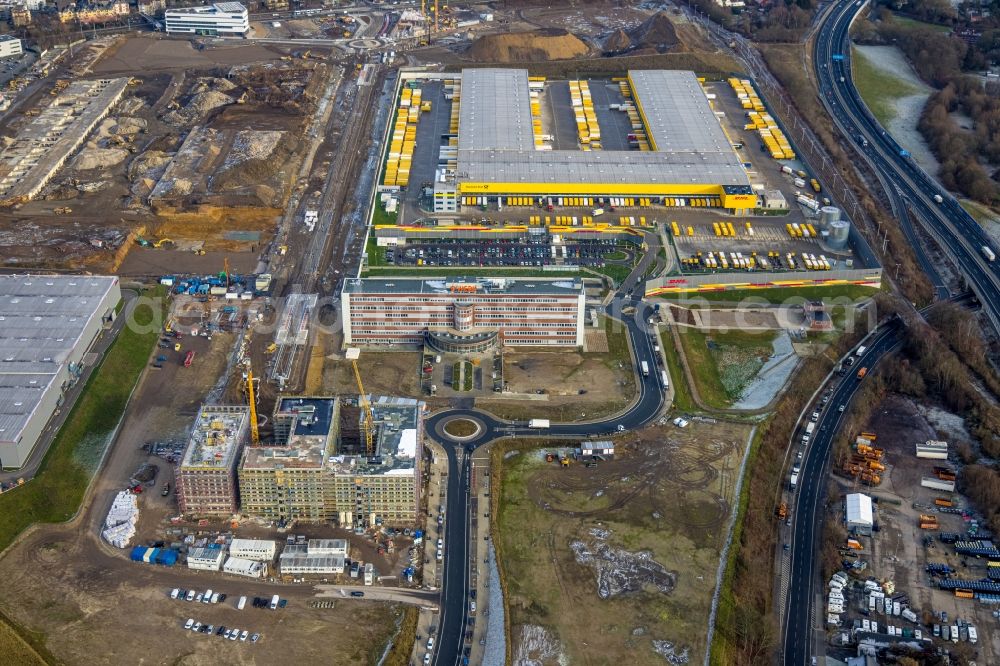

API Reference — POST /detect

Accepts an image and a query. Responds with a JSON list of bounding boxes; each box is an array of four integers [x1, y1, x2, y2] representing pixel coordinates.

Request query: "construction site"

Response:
[[0, 35, 334, 274]]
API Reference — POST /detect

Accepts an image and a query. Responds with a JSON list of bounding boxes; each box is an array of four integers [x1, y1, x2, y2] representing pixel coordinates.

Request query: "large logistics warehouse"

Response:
[[0, 275, 120, 469], [424, 68, 757, 214]]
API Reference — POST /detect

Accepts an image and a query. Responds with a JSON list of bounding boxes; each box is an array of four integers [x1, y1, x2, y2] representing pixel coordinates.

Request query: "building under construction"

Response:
[[236, 395, 423, 527], [176, 405, 251, 517]]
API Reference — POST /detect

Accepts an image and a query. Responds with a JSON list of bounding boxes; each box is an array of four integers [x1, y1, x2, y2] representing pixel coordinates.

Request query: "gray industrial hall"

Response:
[[0, 275, 121, 469]]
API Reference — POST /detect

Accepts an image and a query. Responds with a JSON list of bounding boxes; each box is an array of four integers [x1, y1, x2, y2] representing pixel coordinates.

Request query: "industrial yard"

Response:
[[495, 420, 753, 665], [817, 394, 1000, 663]]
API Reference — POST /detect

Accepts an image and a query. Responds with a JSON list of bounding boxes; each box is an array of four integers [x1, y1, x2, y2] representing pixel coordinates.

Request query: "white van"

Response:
[[170, 588, 180, 600], [238, 595, 247, 610], [270, 594, 280, 610]]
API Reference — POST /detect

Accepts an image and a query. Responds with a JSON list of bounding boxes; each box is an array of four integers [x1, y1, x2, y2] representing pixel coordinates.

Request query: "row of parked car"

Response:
[[171, 587, 226, 604], [182, 618, 260, 643]]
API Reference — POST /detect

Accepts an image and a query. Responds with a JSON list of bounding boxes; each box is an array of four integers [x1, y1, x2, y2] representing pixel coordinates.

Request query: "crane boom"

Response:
[[352, 360, 374, 457], [246, 368, 260, 445]]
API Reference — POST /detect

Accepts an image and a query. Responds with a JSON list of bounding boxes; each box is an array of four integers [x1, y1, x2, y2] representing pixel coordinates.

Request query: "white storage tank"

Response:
[[819, 205, 841, 229], [828, 219, 850, 250]]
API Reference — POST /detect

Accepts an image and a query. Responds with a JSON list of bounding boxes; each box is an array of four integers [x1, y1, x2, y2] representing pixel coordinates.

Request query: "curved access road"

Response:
[[428, 259, 669, 666]]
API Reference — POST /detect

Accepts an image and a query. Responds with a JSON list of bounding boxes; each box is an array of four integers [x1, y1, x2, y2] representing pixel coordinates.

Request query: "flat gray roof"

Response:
[[458, 68, 534, 152], [343, 277, 583, 296], [0, 275, 118, 446], [454, 69, 749, 188], [628, 70, 733, 153]]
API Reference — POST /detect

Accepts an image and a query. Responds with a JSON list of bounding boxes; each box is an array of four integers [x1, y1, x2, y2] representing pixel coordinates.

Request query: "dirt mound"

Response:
[[74, 147, 129, 170], [629, 11, 678, 52], [164, 91, 233, 125], [467, 29, 589, 62], [604, 28, 632, 54]]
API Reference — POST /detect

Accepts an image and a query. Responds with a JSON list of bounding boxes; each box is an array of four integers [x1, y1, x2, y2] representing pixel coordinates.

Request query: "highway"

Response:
[[781, 319, 903, 664], [428, 249, 668, 666], [815, 0, 1000, 327]]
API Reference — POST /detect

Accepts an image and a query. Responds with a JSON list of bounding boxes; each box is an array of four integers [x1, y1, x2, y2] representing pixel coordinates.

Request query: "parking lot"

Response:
[[384, 238, 630, 269]]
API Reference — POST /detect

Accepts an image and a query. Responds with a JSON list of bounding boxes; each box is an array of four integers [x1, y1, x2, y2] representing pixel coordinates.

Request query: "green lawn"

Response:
[[592, 262, 634, 285], [851, 46, 923, 126], [371, 206, 399, 227], [365, 237, 388, 267], [889, 12, 952, 32], [604, 250, 629, 261], [960, 199, 999, 226], [676, 327, 776, 409], [658, 328, 697, 413], [0, 288, 166, 553], [658, 284, 880, 305]]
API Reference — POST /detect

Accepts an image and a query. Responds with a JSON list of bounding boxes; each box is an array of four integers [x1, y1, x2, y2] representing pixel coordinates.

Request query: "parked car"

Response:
[[240, 630, 249, 641], [184, 618, 194, 630], [350, 591, 364, 598], [251, 633, 260, 643]]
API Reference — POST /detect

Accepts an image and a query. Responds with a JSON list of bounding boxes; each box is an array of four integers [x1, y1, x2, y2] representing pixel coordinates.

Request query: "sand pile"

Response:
[[112, 117, 147, 135], [467, 29, 589, 62]]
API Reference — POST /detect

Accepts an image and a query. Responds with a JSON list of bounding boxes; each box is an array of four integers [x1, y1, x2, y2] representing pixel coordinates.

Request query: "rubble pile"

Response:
[[570, 528, 677, 599]]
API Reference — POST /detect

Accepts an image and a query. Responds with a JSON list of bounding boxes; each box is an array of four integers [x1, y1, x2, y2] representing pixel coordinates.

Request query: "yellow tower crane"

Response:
[[246, 367, 260, 445], [352, 359, 375, 457]]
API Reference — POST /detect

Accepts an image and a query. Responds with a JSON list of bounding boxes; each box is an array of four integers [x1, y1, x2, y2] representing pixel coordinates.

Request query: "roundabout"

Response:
[[439, 417, 484, 442]]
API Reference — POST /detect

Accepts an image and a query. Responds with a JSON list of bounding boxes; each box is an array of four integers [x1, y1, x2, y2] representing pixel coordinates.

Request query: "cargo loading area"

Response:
[[381, 68, 758, 221], [373, 68, 882, 293]]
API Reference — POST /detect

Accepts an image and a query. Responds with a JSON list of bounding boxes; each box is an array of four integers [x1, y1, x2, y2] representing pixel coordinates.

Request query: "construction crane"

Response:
[[246, 366, 260, 445], [352, 359, 375, 457]]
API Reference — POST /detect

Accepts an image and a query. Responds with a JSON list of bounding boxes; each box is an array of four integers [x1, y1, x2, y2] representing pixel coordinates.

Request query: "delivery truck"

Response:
[[528, 419, 550, 429], [640, 361, 649, 377]]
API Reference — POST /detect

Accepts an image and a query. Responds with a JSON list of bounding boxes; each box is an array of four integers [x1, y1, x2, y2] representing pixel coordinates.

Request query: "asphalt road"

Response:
[[427, 239, 668, 666], [781, 318, 903, 664], [815, 0, 1000, 325]]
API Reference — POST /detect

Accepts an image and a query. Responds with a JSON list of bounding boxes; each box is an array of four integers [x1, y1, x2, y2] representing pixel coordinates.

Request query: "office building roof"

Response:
[[276, 396, 336, 441], [180, 405, 249, 469], [343, 277, 583, 296], [166, 2, 246, 14]]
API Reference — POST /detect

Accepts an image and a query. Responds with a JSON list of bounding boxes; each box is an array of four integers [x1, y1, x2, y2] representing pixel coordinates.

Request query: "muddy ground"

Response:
[[0, 36, 325, 274], [0, 295, 403, 664], [498, 419, 753, 666]]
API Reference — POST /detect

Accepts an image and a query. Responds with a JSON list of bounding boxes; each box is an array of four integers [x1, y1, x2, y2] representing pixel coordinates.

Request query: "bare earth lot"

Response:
[[496, 419, 753, 665], [93, 36, 284, 73], [0, 297, 403, 664]]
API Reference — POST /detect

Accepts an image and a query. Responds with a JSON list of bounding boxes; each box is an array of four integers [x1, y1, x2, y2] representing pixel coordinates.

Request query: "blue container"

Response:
[[130, 546, 146, 562]]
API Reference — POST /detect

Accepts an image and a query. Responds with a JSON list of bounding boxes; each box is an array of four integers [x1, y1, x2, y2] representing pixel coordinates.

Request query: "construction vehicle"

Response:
[[265, 342, 277, 354], [352, 359, 375, 457], [776, 502, 788, 520], [153, 238, 173, 248], [193, 248, 205, 255], [856, 367, 868, 379], [136, 237, 151, 247], [129, 77, 143, 86]]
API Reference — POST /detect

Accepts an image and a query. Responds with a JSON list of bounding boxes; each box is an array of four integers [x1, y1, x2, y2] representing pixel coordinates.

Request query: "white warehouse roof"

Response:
[[845, 493, 873, 526]]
